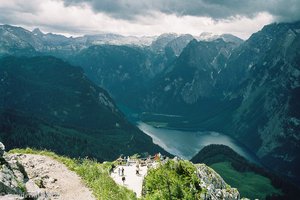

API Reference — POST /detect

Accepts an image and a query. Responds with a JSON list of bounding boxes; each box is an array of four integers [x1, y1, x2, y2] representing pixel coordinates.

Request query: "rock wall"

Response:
[[196, 164, 240, 200], [0, 142, 28, 199]]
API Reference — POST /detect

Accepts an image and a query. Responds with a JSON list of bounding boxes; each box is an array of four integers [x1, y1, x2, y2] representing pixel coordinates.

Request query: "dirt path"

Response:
[[110, 165, 148, 198], [13, 154, 95, 200]]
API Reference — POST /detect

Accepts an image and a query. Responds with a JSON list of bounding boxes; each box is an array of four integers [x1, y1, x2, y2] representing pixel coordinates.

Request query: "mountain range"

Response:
[[142, 21, 300, 184], [0, 21, 299, 188]]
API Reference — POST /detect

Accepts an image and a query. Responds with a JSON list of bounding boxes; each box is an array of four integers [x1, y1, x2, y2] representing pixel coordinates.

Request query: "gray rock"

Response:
[[49, 177, 57, 184], [196, 164, 240, 200], [0, 194, 25, 200], [0, 149, 28, 197], [25, 179, 43, 197], [0, 164, 24, 195], [0, 142, 5, 157]]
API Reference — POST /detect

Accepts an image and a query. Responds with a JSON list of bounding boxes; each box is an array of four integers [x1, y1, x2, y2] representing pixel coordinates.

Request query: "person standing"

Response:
[[121, 167, 124, 176], [136, 162, 140, 175], [127, 156, 130, 166], [118, 167, 121, 176]]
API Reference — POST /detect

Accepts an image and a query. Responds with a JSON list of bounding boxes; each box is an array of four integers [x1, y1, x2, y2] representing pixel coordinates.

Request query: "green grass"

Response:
[[210, 162, 281, 199], [9, 148, 137, 200], [143, 160, 203, 200]]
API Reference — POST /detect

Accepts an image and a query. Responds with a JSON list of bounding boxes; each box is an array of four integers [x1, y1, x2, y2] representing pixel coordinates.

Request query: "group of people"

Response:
[[113, 153, 165, 184], [118, 167, 125, 176], [117, 167, 126, 184], [116, 153, 163, 166], [114, 161, 142, 185]]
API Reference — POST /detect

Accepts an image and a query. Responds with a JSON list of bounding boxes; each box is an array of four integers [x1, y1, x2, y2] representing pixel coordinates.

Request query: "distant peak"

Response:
[[32, 28, 43, 35], [157, 33, 178, 38]]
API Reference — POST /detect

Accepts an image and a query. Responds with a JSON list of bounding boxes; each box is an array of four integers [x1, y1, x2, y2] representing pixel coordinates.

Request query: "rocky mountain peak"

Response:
[[197, 32, 243, 44], [32, 28, 43, 36]]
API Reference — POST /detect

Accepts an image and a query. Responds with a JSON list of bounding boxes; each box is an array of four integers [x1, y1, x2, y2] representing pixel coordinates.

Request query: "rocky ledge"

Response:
[[0, 142, 94, 200], [196, 163, 240, 200], [0, 143, 28, 199]]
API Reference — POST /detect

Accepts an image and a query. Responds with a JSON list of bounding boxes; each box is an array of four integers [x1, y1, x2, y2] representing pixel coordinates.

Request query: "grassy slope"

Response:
[[9, 148, 137, 200], [210, 162, 281, 199]]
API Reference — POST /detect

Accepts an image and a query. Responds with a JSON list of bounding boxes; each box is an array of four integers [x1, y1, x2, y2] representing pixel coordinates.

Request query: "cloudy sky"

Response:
[[0, 0, 299, 39]]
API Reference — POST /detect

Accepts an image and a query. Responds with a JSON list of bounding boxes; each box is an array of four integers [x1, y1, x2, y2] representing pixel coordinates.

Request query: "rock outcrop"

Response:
[[196, 164, 240, 200], [0, 142, 95, 200], [0, 142, 28, 199], [0, 143, 4, 157], [143, 158, 241, 200]]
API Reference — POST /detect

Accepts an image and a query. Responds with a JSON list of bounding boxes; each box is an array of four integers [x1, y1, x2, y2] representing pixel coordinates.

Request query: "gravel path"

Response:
[[13, 154, 95, 200], [110, 165, 148, 198]]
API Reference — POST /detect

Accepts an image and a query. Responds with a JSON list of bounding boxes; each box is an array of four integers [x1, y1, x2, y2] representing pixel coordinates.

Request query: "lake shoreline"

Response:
[[137, 121, 261, 165]]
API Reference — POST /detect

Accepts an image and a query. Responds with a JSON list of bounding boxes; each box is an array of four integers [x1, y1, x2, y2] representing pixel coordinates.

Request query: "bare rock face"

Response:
[[0, 142, 45, 199], [0, 142, 27, 199], [0, 143, 4, 157], [196, 164, 240, 200]]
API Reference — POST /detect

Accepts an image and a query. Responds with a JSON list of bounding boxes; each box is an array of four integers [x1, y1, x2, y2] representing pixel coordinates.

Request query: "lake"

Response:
[[137, 121, 260, 164]]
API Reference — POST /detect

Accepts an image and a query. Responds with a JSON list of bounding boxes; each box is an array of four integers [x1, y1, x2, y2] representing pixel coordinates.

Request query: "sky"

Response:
[[0, 0, 299, 40]]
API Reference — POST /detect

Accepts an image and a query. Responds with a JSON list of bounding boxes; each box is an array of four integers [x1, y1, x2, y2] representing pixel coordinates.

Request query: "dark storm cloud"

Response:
[[63, 0, 300, 21]]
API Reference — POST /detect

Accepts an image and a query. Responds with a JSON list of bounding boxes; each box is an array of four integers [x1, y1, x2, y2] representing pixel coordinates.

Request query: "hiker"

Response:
[[127, 156, 130, 166], [121, 167, 124, 176], [118, 167, 121, 176], [136, 163, 140, 175], [122, 176, 126, 184]]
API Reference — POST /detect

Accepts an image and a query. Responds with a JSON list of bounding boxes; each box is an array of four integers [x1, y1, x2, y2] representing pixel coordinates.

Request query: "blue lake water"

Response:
[[137, 121, 260, 164]]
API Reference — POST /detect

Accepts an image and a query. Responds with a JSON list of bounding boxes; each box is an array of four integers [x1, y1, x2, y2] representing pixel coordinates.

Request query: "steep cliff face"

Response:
[[0, 25, 38, 57], [228, 22, 300, 182], [69, 45, 169, 110], [143, 39, 240, 122], [164, 34, 195, 56]]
